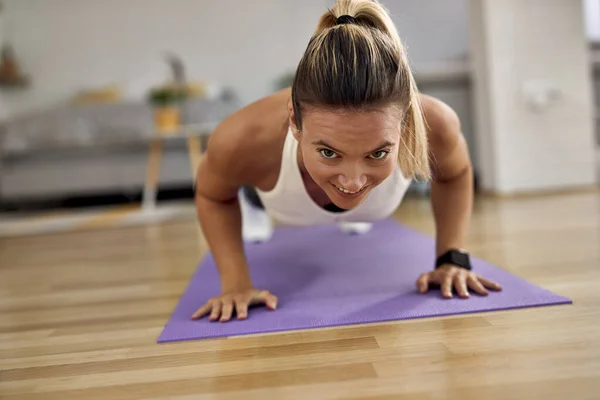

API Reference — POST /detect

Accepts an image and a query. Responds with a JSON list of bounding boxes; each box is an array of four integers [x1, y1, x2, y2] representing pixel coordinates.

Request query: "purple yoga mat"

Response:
[[158, 219, 571, 342]]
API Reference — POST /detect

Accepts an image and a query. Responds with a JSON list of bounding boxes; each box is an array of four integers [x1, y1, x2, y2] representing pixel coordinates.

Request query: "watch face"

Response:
[[450, 251, 470, 266]]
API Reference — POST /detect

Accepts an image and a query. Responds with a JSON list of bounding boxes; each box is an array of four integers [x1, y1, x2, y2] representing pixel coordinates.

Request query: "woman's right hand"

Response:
[[191, 288, 278, 322]]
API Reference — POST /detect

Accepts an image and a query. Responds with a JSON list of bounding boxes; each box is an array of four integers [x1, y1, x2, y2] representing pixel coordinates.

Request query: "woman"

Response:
[[192, 0, 502, 323]]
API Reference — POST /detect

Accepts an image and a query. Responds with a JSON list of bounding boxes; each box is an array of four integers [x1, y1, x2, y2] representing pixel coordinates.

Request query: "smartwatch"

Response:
[[435, 248, 472, 271]]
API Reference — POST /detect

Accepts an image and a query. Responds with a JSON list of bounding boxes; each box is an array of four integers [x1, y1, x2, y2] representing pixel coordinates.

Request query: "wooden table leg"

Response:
[[187, 135, 205, 248], [142, 139, 163, 212], [186, 136, 203, 182]]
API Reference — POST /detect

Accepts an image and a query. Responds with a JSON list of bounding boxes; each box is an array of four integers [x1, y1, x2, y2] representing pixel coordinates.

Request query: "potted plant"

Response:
[[147, 84, 187, 133]]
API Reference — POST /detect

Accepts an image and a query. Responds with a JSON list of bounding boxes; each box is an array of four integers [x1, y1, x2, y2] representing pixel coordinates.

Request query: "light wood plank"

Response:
[[1, 191, 599, 399]]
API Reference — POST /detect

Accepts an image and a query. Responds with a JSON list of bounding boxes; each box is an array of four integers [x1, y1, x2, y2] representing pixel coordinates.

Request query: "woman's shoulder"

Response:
[[202, 88, 291, 183], [418, 93, 470, 180], [419, 93, 461, 149]]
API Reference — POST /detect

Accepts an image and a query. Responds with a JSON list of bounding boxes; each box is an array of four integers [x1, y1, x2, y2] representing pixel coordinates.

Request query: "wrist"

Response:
[[436, 240, 467, 257], [220, 273, 253, 293]]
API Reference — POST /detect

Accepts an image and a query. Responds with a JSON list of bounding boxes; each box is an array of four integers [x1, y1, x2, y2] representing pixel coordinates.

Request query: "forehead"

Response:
[[301, 107, 402, 147]]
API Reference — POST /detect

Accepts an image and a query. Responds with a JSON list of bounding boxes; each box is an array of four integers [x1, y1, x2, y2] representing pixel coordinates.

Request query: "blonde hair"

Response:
[[291, 0, 430, 181]]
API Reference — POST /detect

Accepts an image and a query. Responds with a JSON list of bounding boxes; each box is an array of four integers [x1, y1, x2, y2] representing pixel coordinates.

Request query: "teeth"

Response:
[[334, 184, 362, 194]]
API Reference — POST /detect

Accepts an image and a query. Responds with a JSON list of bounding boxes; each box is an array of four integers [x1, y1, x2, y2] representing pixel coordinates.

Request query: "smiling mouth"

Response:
[[331, 182, 368, 195]]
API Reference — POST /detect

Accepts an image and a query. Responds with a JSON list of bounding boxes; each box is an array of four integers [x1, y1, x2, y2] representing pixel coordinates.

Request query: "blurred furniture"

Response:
[[141, 123, 213, 212], [0, 94, 240, 205], [2, 47, 599, 208]]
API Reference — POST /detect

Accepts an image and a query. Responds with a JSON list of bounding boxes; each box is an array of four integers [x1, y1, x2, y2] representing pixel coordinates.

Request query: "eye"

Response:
[[369, 150, 389, 160], [319, 149, 338, 159]]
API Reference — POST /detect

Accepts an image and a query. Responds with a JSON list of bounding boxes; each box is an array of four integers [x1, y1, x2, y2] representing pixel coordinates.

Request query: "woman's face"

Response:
[[291, 105, 403, 210]]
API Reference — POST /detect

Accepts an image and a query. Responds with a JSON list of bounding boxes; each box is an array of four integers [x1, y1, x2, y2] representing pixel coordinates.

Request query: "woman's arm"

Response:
[[421, 95, 473, 257], [191, 112, 278, 322], [194, 152, 253, 292], [416, 94, 502, 298]]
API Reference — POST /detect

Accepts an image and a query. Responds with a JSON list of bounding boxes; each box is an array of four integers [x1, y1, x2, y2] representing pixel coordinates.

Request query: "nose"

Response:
[[338, 167, 367, 191]]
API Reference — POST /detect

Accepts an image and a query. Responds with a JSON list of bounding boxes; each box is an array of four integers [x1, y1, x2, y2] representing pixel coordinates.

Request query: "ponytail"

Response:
[[292, 0, 430, 181]]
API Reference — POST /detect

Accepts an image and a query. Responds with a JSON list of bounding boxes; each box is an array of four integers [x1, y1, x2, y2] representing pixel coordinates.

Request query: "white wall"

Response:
[[469, 0, 598, 193], [0, 0, 313, 116], [1, 0, 598, 200], [584, 0, 600, 41], [0, 0, 469, 117]]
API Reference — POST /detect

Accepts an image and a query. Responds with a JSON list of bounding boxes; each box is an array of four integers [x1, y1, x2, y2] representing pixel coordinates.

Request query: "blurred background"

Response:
[[0, 0, 598, 236]]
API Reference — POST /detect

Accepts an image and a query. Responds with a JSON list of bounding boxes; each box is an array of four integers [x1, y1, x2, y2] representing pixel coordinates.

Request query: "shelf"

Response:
[[0, 75, 30, 89]]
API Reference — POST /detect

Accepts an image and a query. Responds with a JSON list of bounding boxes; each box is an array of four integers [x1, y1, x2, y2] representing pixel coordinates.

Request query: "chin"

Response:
[[325, 182, 371, 209]]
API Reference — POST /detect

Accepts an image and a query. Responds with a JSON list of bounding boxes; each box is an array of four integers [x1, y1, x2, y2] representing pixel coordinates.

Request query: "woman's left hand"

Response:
[[416, 264, 502, 298]]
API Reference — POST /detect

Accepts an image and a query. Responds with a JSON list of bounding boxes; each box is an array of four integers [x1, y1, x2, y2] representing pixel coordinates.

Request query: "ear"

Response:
[[287, 97, 301, 140]]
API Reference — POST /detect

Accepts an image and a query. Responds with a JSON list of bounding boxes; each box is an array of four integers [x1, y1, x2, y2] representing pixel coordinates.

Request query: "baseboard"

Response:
[[0, 184, 195, 214], [479, 184, 600, 199]]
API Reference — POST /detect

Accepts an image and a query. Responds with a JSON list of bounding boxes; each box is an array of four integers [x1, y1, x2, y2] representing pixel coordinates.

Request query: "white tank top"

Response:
[[255, 127, 412, 226]]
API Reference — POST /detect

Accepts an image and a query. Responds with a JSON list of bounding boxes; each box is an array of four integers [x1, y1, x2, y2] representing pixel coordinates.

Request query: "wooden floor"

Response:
[[1, 190, 599, 399]]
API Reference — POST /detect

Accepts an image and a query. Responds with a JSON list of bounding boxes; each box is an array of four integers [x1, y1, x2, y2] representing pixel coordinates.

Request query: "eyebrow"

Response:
[[311, 139, 395, 155]]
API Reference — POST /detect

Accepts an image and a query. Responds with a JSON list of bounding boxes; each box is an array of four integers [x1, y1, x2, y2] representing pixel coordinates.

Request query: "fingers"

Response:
[[220, 301, 234, 322], [235, 301, 248, 320], [208, 300, 221, 321], [267, 294, 279, 310], [441, 272, 454, 299], [209, 301, 222, 322], [202, 297, 249, 322], [191, 289, 279, 323], [467, 274, 488, 296], [255, 290, 278, 310], [454, 273, 470, 298], [196, 297, 248, 322], [416, 273, 429, 293], [191, 302, 212, 320], [419, 267, 501, 300], [477, 275, 503, 291]]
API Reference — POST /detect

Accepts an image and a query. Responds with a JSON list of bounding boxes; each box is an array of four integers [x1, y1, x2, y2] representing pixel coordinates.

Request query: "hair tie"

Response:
[[336, 15, 357, 25]]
